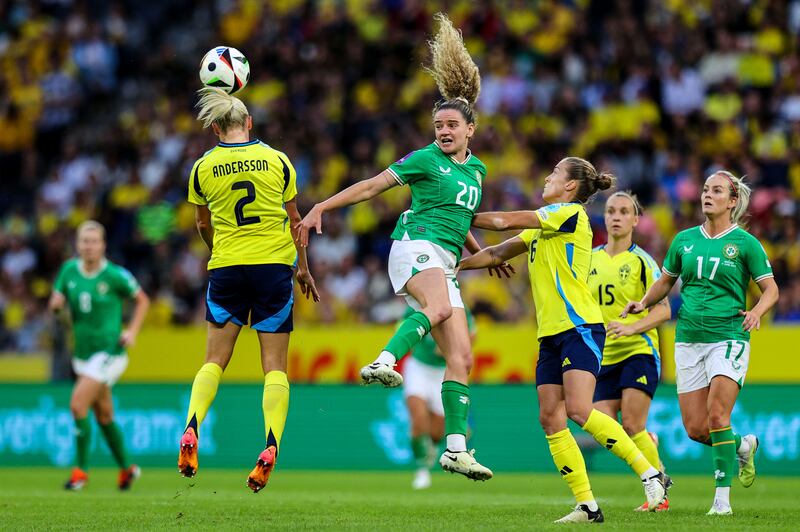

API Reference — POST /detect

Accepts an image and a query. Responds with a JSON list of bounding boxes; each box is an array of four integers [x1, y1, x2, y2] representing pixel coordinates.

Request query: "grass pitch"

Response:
[[2, 468, 798, 530]]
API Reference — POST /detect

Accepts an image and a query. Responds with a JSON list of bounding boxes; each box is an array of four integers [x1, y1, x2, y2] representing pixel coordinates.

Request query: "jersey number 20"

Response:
[[455, 181, 480, 210], [232, 181, 261, 226]]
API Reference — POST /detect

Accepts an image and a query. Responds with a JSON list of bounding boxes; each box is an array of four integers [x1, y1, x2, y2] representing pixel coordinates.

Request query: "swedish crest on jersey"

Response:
[[618, 264, 631, 284], [723, 243, 739, 260]]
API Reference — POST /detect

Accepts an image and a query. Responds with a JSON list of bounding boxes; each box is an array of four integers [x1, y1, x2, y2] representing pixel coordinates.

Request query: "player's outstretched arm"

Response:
[[459, 236, 526, 273], [472, 211, 541, 231], [621, 274, 677, 317], [739, 277, 779, 332], [608, 298, 671, 338], [298, 171, 397, 247], [463, 231, 515, 278], [286, 199, 320, 302], [195, 205, 214, 252]]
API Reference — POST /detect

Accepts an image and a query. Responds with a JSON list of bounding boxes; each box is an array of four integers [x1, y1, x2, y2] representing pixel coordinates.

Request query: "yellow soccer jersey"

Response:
[[188, 140, 298, 270], [518, 202, 603, 339], [588, 245, 661, 368]]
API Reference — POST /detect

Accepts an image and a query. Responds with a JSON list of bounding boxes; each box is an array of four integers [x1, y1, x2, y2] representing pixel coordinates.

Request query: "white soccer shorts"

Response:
[[387, 239, 464, 311], [403, 357, 446, 416], [72, 352, 129, 386], [674, 340, 750, 394]]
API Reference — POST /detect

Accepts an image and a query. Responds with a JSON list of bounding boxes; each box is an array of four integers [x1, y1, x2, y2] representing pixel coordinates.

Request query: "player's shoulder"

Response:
[[671, 225, 702, 243], [253, 140, 286, 159], [537, 201, 583, 216], [592, 244, 605, 254], [60, 257, 80, 273], [465, 151, 487, 173], [193, 145, 220, 167], [105, 259, 133, 276], [629, 244, 658, 268], [731, 225, 761, 244]]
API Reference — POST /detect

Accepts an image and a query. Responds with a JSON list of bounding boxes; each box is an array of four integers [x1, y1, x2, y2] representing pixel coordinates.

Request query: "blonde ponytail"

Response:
[[196, 87, 249, 131], [426, 13, 481, 124], [714, 171, 752, 224]]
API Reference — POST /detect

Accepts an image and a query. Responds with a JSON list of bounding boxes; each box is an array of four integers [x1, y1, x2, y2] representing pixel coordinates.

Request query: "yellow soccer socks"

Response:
[[546, 429, 595, 506], [582, 409, 657, 478], [185, 362, 223, 435], [631, 430, 661, 472], [263, 370, 290, 452]]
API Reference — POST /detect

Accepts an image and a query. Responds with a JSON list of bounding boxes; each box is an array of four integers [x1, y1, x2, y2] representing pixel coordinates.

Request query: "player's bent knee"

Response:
[[622, 421, 645, 436], [426, 304, 453, 326], [539, 412, 566, 434], [564, 401, 591, 427], [685, 426, 710, 443], [70, 401, 89, 419]]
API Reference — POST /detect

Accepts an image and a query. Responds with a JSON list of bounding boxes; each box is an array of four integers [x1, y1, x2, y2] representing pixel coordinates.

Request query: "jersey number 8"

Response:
[[232, 181, 261, 226]]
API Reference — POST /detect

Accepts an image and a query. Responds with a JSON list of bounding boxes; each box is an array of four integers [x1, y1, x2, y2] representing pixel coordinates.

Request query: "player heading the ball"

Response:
[[178, 86, 319, 493]]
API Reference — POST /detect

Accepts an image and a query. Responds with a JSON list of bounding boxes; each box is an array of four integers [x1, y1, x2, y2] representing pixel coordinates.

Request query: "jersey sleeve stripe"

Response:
[[193, 163, 204, 198], [386, 167, 404, 185], [754, 273, 774, 282], [662, 266, 678, 277], [637, 256, 647, 288], [279, 156, 290, 192]]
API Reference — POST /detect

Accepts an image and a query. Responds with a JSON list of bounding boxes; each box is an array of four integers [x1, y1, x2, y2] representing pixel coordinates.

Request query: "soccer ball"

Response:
[[199, 46, 250, 94]]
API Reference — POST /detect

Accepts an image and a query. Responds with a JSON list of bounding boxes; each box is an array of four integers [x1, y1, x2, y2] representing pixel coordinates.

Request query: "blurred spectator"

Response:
[[2, 0, 800, 354]]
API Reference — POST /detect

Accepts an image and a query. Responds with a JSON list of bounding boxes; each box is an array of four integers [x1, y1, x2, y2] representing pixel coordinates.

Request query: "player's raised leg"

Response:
[[248, 331, 290, 493], [93, 385, 139, 490], [362, 267, 451, 387], [430, 308, 491, 481], [65, 376, 104, 490], [179, 321, 239, 477], [540, 383, 604, 523]]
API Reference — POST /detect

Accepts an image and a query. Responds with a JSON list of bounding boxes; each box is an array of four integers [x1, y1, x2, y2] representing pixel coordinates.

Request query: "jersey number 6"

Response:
[[232, 181, 261, 226]]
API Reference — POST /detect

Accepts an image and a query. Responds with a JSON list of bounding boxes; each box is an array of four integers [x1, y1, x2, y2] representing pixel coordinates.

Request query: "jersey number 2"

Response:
[[232, 181, 260, 226]]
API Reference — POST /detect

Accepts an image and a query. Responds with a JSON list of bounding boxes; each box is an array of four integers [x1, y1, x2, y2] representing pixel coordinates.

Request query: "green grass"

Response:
[[2, 468, 798, 530]]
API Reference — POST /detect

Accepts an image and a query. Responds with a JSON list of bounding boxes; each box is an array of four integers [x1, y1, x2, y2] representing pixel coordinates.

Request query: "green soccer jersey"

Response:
[[404, 306, 476, 367], [387, 142, 486, 261], [662, 225, 773, 343], [53, 258, 141, 359]]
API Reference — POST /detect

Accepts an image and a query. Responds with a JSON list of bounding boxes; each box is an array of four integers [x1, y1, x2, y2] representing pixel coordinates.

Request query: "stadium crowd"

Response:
[[2, 0, 800, 353]]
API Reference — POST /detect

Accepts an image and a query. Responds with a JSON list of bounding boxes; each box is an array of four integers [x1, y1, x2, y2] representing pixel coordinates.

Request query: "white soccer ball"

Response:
[[199, 46, 250, 94]]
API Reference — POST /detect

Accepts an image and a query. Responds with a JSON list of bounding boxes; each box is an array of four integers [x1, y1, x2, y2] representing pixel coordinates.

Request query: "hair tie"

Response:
[[721, 173, 739, 198]]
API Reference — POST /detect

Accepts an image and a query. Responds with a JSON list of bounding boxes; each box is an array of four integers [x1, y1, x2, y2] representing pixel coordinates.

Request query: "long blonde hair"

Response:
[[196, 87, 249, 131], [713, 170, 752, 224], [426, 13, 481, 124]]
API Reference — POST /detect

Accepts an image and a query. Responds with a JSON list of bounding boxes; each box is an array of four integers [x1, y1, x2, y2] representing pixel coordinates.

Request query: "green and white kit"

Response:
[[402, 306, 477, 415], [662, 224, 773, 392], [386, 142, 485, 309], [53, 258, 141, 385]]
